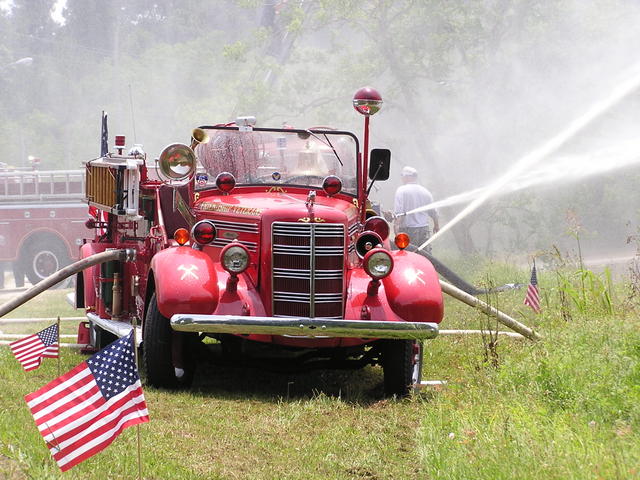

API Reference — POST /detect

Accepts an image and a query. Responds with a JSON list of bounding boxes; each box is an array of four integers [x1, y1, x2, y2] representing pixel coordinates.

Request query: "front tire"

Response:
[[381, 340, 423, 397], [143, 293, 197, 389]]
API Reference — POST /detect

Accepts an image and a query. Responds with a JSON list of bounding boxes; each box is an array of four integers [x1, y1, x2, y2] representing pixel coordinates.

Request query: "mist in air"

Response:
[[1, 0, 639, 263]]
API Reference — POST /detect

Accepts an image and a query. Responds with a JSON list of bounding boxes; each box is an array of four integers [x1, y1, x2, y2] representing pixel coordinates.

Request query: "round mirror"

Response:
[[158, 143, 196, 183]]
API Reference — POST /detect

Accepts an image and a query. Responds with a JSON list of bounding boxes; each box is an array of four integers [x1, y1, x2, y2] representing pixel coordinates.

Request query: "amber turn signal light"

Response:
[[394, 232, 410, 250], [174, 228, 190, 245]]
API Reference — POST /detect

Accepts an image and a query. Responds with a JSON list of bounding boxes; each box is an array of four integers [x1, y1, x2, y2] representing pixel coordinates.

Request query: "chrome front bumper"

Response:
[[170, 315, 439, 340]]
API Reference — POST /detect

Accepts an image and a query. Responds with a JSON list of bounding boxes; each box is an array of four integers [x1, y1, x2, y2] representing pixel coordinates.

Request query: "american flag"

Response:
[[10, 324, 59, 371], [524, 263, 541, 313], [25, 332, 149, 472]]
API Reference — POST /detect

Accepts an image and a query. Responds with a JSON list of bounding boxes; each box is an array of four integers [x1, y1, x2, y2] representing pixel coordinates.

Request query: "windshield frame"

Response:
[[195, 125, 361, 197]]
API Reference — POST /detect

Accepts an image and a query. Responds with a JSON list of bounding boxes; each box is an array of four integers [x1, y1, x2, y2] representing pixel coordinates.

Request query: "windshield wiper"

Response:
[[303, 130, 344, 167]]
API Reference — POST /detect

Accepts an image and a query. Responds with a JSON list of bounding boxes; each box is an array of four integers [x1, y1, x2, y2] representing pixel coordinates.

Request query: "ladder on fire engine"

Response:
[[0, 169, 85, 203]]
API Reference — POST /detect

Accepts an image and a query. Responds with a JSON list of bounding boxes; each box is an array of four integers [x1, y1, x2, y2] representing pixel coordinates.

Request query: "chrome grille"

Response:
[[272, 222, 345, 318]]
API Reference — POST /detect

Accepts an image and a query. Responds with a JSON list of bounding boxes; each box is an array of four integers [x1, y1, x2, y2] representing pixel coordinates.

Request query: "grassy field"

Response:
[[1, 263, 639, 479]]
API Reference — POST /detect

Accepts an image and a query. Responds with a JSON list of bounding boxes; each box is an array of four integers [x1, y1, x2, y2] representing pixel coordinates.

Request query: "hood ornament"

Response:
[[306, 190, 316, 208]]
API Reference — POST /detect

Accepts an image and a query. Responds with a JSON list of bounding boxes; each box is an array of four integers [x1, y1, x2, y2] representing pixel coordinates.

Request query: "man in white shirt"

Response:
[[394, 166, 440, 251]]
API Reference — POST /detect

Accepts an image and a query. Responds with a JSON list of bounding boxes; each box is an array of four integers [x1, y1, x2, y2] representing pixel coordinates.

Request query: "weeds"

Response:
[[548, 245, 614, 317], [480, 274, 500, 368], [626, 230, 640, 308]]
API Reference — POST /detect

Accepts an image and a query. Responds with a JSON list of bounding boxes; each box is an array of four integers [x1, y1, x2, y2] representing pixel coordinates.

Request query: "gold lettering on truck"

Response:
[[199, 203, 263, 217]]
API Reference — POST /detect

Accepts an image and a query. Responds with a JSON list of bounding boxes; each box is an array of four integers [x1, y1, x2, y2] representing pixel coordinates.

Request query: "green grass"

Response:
[[1, 267, 639, 479], [0, 288, 79, 335]]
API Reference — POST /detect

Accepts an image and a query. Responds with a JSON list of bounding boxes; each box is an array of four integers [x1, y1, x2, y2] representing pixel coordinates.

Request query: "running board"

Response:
[[87, 312, 143, 346]]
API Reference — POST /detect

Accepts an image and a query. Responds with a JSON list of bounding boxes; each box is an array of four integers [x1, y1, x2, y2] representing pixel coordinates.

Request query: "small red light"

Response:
[[174, 228, 190, 245], [322, 175, 342, 196], [216, 172, 236, 192], [114, 135, 126, 147], [394, 233, 410, 250], [193, 221, 216, 245], [363, 216, 390, 241], [84, 218, 96, 229]]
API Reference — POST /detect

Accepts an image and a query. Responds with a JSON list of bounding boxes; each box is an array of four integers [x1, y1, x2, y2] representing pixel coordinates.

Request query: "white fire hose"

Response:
[[0, 249, 135, 318], [439, 279, 542, 341]]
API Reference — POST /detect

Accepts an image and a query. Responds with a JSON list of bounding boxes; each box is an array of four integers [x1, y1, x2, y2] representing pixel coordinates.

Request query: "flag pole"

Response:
[[131, 317, 142, 480], [57, 316, 61, 376]]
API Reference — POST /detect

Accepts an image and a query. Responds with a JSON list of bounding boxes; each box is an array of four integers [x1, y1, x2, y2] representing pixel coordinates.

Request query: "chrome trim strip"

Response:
[[211, 219, 259, 233], [274, 292, 310, 301], [273, 245, 311, 254], [273, 270, 311, 280], [272, 245, 343, 255], [212, 238, 257, 252], [273, 230, 313, 237], [171, 315, 439, 340], [309, 224, 316, 316]]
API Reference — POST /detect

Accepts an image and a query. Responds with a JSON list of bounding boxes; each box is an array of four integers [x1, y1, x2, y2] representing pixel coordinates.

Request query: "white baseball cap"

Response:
[[401, 166, 417, 176]]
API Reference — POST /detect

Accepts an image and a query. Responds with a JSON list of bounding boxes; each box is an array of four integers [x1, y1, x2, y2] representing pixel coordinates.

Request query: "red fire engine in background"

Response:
[[0, 168, 88, 288], [73, 87, 444, 396]]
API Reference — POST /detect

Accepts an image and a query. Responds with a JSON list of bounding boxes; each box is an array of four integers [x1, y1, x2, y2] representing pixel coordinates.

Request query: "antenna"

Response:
[[128, 84, 137, 144]]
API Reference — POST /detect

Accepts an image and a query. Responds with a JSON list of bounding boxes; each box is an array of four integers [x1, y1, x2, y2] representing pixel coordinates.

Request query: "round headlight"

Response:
[[191, 220, 216, 245], [221, 243, 250, 274], [363, 249, 393, 280]]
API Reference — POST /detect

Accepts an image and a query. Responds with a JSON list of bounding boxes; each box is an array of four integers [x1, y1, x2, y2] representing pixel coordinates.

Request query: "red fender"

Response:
[[382, 250, 444, 323], [151, 247, 220, 318]]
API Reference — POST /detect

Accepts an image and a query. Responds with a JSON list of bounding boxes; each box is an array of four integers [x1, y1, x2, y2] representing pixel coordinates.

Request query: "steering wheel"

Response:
[[282, 174, 326, 185]]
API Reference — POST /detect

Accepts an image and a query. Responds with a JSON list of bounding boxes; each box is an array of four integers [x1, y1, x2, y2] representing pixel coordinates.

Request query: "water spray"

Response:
[[416, 63, 640, 252], [400, 139, 640, 214]]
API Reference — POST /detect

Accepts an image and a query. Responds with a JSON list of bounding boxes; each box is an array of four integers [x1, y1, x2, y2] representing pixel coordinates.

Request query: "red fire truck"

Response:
[[0, 168, 88, 287], [74, 88, 444, 396]]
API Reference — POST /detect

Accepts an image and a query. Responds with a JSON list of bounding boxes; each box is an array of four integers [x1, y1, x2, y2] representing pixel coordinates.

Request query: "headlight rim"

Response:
[[220, 242, 250, 274], [363, 248, 394, 280]]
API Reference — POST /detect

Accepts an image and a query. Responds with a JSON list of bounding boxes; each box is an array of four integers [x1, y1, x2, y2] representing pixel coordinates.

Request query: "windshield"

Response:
[[195, 127, 359, 195]]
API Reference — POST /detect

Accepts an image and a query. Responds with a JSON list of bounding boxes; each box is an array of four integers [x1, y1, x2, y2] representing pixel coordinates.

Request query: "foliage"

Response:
[[1, 0, 638, 255]]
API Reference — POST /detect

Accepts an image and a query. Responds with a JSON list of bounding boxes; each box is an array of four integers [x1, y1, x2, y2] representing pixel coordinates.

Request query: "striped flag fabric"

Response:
[[524, 263, 541, 313], [10, 324, 59, 371], [25, 331, 149, 472]]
